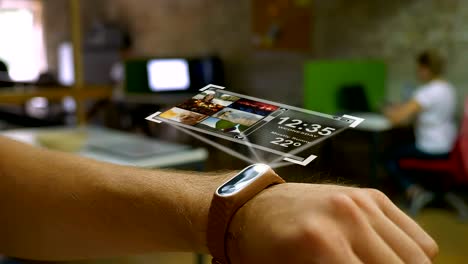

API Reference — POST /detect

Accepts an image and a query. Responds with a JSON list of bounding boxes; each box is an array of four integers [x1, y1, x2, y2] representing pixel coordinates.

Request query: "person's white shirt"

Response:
[[413, 79, 457, 154]]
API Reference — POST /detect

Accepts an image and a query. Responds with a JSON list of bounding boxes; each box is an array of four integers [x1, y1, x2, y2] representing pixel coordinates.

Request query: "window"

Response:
[[0, 0, 47, 81]]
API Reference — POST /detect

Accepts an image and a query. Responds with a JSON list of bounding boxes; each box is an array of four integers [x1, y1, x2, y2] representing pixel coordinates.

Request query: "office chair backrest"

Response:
[[460, 97, 468, 180], [336, 83, 371, 113]]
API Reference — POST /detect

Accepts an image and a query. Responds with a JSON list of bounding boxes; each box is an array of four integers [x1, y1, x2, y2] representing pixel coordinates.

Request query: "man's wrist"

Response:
[[223, 184, 282, 263], [185, 171, 237, 253], [224, 192, 250, 263], [207, 165, 285, 263]]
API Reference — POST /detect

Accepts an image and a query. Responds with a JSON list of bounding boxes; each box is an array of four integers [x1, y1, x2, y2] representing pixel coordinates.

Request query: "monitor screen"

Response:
[[124, 56, 224, 100], [147, 59, 190, 92]]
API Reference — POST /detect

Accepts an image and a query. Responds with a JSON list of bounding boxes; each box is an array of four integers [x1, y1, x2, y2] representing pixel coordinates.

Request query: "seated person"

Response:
[[385, 50, 457, 211]]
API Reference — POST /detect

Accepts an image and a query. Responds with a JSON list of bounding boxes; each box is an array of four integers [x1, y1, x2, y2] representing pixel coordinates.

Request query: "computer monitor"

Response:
[[147, 59, 191, 92], [124, 56, 224, 104]]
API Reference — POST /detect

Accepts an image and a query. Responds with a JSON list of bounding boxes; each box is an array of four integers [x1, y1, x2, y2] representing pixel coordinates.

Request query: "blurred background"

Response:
[[0, 0, 467, 263]]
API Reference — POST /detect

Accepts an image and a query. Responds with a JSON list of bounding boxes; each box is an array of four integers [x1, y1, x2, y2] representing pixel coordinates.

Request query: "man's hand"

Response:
[[228, 183, 438, 264], [0, 136, 437, 262]]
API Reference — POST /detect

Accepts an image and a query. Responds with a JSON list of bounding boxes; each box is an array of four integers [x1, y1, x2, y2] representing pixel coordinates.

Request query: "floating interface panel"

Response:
[[146, 85, 363, 166]]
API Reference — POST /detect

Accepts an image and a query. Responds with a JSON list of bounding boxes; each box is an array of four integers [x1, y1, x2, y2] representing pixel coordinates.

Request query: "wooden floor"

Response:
[[58, 209, 468, 264], [416, 209, 468, 264]]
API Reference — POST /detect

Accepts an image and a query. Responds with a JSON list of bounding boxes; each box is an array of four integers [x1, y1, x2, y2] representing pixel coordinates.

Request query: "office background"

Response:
[[0, 1, 467, 264], [43, 0, 468, 115]]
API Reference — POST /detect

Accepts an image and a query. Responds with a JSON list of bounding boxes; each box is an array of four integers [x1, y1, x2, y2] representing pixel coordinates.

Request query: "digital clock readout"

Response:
[[246, 109, 345, 156], [277, 117, 336, 135]]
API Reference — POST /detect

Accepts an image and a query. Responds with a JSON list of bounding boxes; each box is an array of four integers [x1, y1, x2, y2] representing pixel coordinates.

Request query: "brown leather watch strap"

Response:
[[207, 164, 285, 264]]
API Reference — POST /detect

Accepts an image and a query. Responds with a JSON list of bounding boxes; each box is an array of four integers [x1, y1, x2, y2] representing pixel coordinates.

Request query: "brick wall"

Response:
[[43, 0, 252, 93], [312, 0, 468, 113], [41, 1, 310, 106], [42, 1, 467, 111], [101, 0, 250, 58], [43, 0, 109, 71], [101, 0, 255, 98], [43, 0, 68, 72]]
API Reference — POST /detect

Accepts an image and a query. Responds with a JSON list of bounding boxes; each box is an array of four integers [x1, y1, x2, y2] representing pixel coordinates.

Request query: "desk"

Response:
[[351, 113, 392, 186], [351, 112, 392, 132], [0, 86, 113, 104], [0, 86, 114, 125], [1, 126, 208, 169], [1, 126, 209, 264]]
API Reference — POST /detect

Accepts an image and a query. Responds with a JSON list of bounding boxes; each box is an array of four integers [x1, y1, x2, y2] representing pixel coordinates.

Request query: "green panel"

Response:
[[304, 60, 386, 114], [124, 59, 151, 94]]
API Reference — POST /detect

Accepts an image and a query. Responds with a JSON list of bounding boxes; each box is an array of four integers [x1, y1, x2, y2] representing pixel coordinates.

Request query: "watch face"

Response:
[[217, 164, 270, 197]]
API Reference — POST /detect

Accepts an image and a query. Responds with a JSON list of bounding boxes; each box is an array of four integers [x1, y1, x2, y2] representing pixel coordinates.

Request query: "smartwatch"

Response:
[[207, 163, 285, 264]]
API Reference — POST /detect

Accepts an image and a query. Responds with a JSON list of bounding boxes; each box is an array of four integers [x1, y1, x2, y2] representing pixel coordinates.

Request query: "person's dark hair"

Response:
[[0, 60, 8, 73], [417, 50, 445, 76]]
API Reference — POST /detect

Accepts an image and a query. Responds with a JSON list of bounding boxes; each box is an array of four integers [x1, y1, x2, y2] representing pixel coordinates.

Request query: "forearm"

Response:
[[0, 136, 230, 260], [384, 100, 421, 126], [385, 109, 406, 126]]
